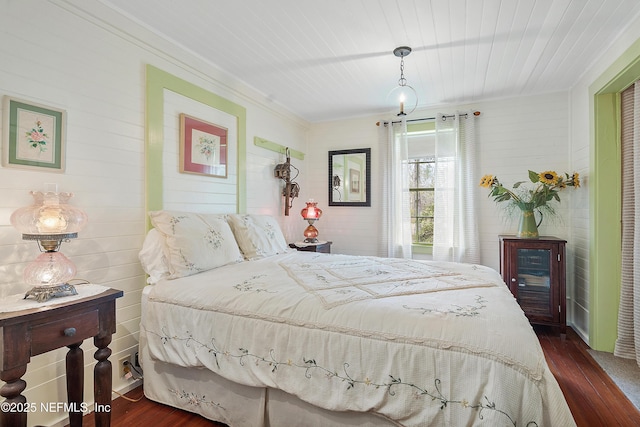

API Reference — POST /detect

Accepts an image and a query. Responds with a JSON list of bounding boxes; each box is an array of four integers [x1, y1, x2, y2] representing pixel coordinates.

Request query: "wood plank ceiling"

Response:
[[99, 0, 640, 122]]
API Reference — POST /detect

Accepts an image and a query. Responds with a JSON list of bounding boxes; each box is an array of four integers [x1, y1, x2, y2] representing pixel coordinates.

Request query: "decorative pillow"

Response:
[[138, 228, 171, 284], [198, 213, 231, 225], [227, 214, 290, 260], [149, 210, 243, 279]]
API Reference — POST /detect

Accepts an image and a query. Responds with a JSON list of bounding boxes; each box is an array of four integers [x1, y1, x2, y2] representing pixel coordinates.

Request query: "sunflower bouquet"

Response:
[[479, 170, 580, 223]]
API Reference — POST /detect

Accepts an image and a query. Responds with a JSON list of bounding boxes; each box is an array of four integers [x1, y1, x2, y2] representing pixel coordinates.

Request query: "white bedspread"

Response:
[[142, 252, 575, 426]]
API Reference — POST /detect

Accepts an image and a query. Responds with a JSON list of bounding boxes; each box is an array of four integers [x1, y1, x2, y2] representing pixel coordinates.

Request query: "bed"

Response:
[[138, 210, 576, 426]]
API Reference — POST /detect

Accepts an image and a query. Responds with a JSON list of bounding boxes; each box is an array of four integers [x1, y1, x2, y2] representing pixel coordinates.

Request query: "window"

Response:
[[406, 122, 436, 247], [408, 157, 435, 245]]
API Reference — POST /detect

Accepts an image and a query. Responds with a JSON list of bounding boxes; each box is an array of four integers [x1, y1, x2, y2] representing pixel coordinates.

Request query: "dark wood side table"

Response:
[[499, 235, 566, 334], [0, 287, 123, 427], [289, 241, 332, 253]]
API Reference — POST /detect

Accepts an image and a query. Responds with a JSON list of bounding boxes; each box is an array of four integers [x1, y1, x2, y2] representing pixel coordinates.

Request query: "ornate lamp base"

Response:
[[24, 283, 78, 303], [303, 219, 319, 243]]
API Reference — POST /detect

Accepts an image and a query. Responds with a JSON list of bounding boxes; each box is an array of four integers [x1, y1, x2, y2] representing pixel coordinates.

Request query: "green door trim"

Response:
[[589, 38, 640, 351]]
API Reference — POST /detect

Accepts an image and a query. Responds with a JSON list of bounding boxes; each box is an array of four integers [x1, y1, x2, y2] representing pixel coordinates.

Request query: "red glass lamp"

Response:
[[300, 200, 322, 243]]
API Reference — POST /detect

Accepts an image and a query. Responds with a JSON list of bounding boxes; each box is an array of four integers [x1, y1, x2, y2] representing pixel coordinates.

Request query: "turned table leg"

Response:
[[94, 334, 113, 427], [0, 365, 28, 427], [66, 342, 84, 427], [0, 288, 122, 427]]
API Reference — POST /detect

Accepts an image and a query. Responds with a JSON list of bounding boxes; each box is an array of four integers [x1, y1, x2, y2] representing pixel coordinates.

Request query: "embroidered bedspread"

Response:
[[142, 252, 575, 426]]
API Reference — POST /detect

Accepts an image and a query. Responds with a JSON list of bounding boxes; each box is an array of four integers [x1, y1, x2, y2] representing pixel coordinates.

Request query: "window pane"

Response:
[[411, 217, 418, 242], [407, 163, 418, 187], [417, 162, 435, 188], [418, 190, 434, 217], [408, 157, 435, 245], [417, 217, 434, 244], [410, 191, 418, 217]]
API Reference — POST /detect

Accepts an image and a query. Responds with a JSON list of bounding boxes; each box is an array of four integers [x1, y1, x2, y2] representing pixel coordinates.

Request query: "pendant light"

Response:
[[388, 46, 418, 116]]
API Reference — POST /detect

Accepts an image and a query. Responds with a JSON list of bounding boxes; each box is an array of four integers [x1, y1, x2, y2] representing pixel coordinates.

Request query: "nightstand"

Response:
[[499, 235, 566, 334], [0, 287, 123, 427], [289, 241, 332, 253]]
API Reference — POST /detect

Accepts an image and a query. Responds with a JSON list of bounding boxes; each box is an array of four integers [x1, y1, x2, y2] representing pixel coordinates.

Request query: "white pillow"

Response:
[[199, 213, 231, 225], [149, 210, 243, 279], [138, 228, 171, 284], [227, 214, 290, 260]]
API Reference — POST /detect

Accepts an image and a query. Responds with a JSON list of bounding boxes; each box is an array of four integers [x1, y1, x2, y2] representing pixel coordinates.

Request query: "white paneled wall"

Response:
[[306, 116, 382, 256], [307, 92, 572, 273], [568, 84, 591, 340], [474, 92, 572, 270], [1, 1, 638, 425], [0, 1, 306, 426], [161, 91, 239, 214], [0, 2, 146, 424], [567, 11, 640, 342]]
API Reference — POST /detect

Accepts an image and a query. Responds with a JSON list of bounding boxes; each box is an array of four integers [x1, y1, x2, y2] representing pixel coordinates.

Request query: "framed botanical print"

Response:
[[179, 113, 228, 178], [2, 96, 66, 172]]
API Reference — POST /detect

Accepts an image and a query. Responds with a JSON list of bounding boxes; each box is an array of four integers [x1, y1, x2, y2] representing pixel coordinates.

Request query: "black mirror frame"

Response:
[[328, 148, 371, 207]]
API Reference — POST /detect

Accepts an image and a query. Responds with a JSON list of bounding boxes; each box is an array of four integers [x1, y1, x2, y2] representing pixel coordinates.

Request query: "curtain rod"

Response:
[[376, 110, 481, 127]]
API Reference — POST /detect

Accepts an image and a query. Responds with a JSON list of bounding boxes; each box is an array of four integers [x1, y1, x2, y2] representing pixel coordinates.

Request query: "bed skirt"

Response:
[[140, 329, 397, 426]]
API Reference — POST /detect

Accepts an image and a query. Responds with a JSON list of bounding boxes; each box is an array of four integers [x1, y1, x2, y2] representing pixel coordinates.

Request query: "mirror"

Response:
[[328, 148, 371, 206]]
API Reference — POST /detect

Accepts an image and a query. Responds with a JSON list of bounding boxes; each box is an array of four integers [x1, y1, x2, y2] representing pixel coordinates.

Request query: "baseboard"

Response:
[[112, 378, 144, 400], [48, 379, 143, 427], [568, 321, 589, 346]]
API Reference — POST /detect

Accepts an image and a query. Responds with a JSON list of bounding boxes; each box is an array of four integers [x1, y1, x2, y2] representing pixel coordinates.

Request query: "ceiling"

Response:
[[99, 0, 640, 122]]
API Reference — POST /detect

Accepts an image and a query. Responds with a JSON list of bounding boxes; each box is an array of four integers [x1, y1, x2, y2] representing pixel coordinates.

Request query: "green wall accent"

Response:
[[145, 65, 247, 220], [254, 136, 305, 160], [589, 37, 640, 351]]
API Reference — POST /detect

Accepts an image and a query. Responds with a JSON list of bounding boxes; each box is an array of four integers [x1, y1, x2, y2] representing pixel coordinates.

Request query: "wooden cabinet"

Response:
[[499, 235, 566, 333], [289, 241, 332, 253]]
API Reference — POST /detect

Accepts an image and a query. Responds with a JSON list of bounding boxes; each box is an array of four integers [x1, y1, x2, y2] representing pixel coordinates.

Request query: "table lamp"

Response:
[[10, 186, 88, 302], [300, 199, 322, 243]]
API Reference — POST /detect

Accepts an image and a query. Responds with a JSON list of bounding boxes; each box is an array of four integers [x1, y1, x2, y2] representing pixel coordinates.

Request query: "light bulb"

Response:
[[23, 251, 76, 287], [386, 85, 418, 116], [37, 206, 68, 233]]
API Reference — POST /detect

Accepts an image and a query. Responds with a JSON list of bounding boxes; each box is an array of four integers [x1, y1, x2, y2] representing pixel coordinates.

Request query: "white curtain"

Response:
[[432, 111, 480, 264], [615, 81, 640, 366], [378, 118, 412, 258]]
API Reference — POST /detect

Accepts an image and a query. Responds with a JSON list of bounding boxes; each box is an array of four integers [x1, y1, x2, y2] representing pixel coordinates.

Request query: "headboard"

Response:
[[145, 65, 247, 221]]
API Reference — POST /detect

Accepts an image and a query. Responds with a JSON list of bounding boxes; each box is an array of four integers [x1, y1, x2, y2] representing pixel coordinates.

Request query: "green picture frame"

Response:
[[2, 96, 66, 172]]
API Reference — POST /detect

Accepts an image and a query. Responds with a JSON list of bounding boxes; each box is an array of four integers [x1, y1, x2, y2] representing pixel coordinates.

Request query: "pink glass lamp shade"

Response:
[[10, 190, 88, 244], [23, 251, 77, 287], [10, 188, 87, 302], [301, 200, 322, 243]]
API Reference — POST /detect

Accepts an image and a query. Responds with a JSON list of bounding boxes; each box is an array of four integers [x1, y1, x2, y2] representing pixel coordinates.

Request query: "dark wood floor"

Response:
[[77, 326, 640, 427], [536, 325, 640, 426]]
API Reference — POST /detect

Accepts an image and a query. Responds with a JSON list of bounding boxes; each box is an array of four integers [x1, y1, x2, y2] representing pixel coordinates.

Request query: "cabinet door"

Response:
[[513, 245, 559, 324]]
